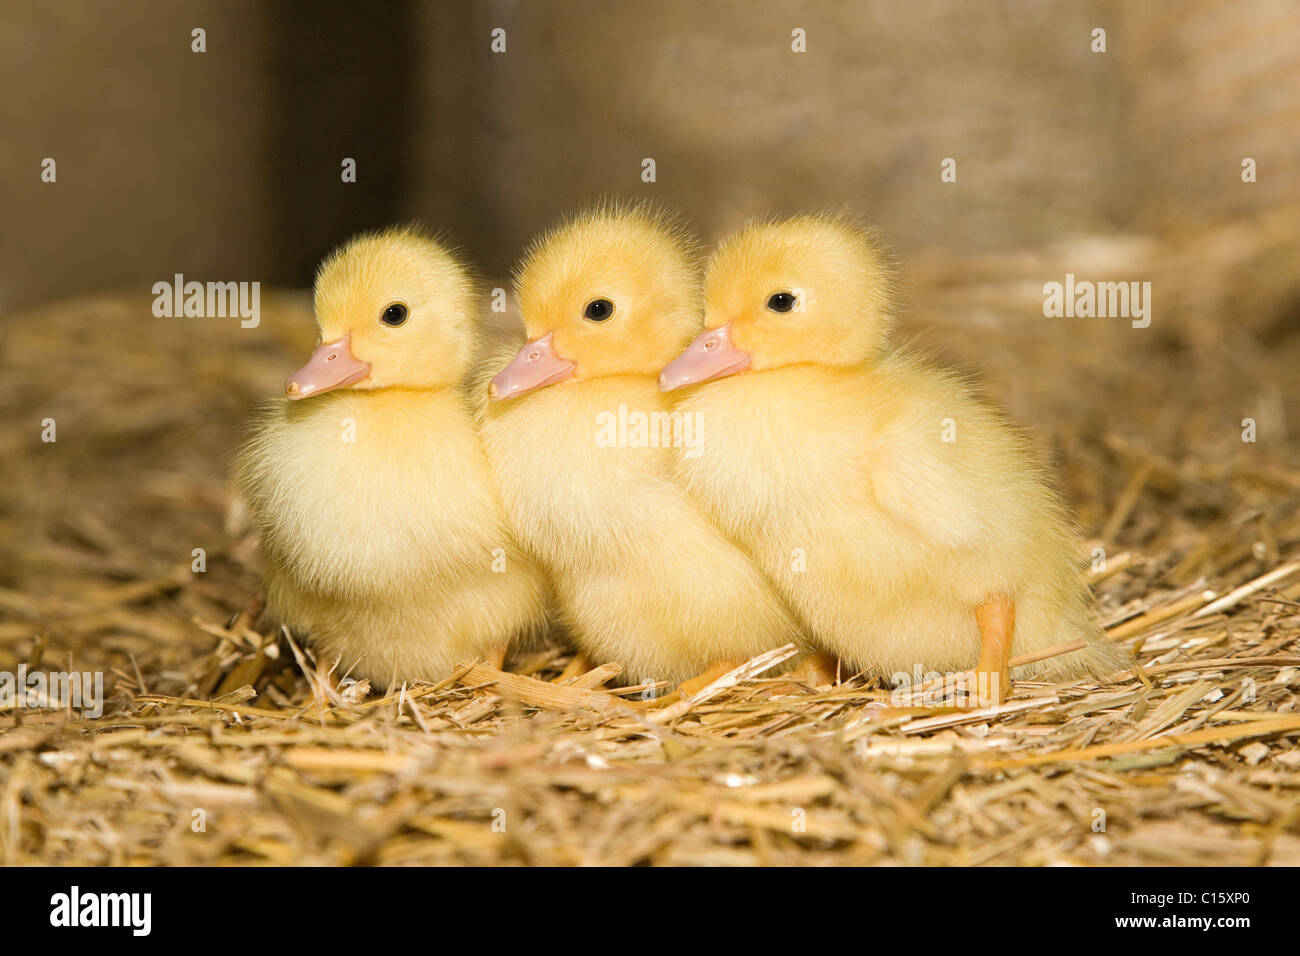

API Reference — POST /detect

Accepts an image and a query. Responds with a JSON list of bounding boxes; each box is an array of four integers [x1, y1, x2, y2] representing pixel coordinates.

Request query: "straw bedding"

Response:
[[2, 217, 1298, 865]]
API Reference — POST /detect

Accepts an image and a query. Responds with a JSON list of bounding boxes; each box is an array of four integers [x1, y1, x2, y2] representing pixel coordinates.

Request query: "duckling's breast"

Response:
[[241, 390, 505, 598]]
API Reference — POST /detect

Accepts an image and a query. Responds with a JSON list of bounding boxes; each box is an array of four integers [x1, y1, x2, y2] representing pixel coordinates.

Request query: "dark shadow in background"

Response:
[[265, 1, 417, 286]]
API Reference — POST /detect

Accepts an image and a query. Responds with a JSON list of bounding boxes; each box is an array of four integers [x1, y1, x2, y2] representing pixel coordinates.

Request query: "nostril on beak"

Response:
[[286, 382, 300, 396]]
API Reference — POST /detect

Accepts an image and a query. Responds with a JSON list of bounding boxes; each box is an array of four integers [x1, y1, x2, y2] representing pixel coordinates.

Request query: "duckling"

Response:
[[659, 215, 1125, 704], [234, 227, 548, 688], [481, 204, 806, 688]]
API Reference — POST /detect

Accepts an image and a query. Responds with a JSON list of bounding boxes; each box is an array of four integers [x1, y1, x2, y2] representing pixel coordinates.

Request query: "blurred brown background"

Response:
[[4, 0, 1297, 303], [2, 0, 1298, 527], [3, 1, 1300, 868]]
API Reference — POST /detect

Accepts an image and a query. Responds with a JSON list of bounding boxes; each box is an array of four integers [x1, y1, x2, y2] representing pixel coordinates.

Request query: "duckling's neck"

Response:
[[291, 385, 466, 423], [566, 372, 664, 403], [717, 362, 874, 398], [362, 385, 460, 402], [678, 361, 897, 432]]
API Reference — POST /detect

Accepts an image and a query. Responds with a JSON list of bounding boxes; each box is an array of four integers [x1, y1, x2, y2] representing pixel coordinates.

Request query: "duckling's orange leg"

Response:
[[485, 645, 507, 670], [973, 593, 1014, 706]]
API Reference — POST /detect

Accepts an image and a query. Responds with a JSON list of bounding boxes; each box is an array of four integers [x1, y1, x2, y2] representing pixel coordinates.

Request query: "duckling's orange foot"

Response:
[[972, 593, 1014, 707], [228, 595, 265, 633], [779, 651, 841, 689], [554, 651, 593, 683], [677, 659, 745, 699]]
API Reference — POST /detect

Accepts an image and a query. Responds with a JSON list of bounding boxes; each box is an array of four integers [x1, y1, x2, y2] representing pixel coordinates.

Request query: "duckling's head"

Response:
[[659, 215, 893, 391], [489, 203, 701, 401], [285, 226, 477, 399]]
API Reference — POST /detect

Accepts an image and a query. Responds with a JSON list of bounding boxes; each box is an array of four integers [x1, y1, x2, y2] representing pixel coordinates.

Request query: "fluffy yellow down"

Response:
[[482, 204, 808, 686], [670, 215, 1126, 683], [235, 227, 548, 687]]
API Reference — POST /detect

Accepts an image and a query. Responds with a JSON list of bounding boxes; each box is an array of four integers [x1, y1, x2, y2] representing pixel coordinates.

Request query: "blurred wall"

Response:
[[446, 0, 1129, 266], [2, 0, 1297, 314], [0, 0, 428, 314], [1, 1, 275, 313], [1123, 0, 1300, 227]]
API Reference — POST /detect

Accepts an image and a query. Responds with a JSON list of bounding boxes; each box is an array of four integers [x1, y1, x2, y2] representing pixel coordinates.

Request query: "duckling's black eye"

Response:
[[380, 303, 408, 327], [584, 298, 614, 322], [766, 292, 797, 313]]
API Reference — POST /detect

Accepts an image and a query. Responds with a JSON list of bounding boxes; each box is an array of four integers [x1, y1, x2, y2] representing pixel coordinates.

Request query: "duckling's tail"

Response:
[[1013, 598, 1131, 683]]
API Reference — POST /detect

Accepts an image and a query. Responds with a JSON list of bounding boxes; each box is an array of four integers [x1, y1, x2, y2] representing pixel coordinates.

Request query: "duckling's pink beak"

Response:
[[489, 331, 576, 402], [285, 333, 370, 400], [658, 323, 751, 391]]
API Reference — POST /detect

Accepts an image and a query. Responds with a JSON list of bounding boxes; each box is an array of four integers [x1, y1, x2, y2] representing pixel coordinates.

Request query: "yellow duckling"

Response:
[[660, 215, 1125, 703], [235, 227, 547, 688], [482, 204, 806, 688]]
